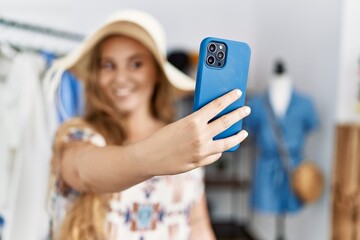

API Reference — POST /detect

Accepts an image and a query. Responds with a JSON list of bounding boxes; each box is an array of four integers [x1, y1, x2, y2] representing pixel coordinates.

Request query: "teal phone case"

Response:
[[193, 37, 251, 152]]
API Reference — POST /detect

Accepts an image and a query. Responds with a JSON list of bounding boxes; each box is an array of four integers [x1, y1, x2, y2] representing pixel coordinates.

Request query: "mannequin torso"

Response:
[[269, 74, 293, 118]]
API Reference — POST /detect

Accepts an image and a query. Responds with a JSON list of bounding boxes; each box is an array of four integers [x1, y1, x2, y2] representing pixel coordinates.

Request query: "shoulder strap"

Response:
[[262, 97, 294, 173]]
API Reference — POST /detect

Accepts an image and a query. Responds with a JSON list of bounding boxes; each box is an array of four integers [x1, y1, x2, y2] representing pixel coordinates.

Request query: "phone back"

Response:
[[193, 37, 251, 152]]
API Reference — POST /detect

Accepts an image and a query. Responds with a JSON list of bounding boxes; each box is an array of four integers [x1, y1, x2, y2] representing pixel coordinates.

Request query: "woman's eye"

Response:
[[129, 61, 143, 69], [100, 62, 114, 70]]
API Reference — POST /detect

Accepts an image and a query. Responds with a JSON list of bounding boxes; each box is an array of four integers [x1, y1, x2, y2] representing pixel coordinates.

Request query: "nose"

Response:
[[113, 69, 129, 84]]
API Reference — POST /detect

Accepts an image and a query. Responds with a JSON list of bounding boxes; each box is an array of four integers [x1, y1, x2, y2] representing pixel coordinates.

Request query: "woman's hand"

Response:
[[134, 89, 251, 176]]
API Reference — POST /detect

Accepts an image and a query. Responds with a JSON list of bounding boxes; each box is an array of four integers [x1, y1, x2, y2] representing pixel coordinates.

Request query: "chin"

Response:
[[114, 103, 138, 115]]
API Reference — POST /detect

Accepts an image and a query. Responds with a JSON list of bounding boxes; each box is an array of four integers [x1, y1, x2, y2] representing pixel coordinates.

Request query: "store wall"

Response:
[[0, 0, 346, 240], [336, 0, 360, 123], [0, 0, 259, 80]]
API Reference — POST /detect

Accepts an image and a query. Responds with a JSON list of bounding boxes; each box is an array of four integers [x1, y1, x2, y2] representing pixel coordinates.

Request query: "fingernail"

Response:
[[244, 106, 251, 115], [243, 131, 248, 139], [235, 89, 242, 97]]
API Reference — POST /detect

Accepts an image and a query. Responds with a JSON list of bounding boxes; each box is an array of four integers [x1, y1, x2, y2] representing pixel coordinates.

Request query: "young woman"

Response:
[[48, 9, 251, 240]]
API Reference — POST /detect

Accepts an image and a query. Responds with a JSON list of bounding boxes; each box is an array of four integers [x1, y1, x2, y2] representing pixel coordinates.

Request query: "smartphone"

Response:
[[193, 37, 251, 152]]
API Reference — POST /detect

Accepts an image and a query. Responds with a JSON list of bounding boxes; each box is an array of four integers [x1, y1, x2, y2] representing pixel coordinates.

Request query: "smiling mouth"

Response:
[[113, 88, 133, 97]]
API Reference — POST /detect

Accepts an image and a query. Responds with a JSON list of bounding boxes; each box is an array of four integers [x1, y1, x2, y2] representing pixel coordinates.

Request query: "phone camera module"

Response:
[[208, 43, 216, 53], [217, 51, 225, 60], [207, 56, 215, 65], [205, 42, 226, 68]]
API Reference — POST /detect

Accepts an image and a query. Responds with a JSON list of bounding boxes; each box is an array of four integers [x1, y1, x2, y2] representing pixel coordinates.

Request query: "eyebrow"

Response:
[[128, 53, 147, 60], [99, 53, 148, 62]]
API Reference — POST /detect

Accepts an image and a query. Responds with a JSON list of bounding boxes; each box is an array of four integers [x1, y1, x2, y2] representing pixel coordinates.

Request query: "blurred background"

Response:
[[0, 0, 359, 240]]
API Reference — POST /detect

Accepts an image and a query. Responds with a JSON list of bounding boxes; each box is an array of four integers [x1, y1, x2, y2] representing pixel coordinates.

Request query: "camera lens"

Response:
[[208, 44, 216, 53], [207, 56, 215, 65], [217, 51, 225, 60]]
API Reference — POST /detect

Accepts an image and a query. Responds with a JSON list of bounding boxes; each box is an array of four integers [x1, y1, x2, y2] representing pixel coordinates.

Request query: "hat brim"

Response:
[[53, 20, 196, 92], [163, 62, 195, 91]]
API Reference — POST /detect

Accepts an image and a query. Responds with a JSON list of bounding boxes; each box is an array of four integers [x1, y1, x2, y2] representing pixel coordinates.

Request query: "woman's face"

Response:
[[98, 35, 158, 115]]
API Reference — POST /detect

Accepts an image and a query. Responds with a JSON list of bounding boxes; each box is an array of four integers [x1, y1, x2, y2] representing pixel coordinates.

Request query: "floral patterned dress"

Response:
[[49, 120, 204, 240]]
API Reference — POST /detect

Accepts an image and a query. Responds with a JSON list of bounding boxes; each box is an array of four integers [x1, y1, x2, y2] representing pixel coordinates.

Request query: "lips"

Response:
[[113, 87, 134, 97]]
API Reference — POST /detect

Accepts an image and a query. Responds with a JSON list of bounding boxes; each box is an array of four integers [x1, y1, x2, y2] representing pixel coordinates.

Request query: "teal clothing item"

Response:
[[245, 90, 318, 213]]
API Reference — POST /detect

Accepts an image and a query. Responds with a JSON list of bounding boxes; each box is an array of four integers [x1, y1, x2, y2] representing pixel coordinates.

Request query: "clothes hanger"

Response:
[[0, 41, 18, 81], [0, 42, 18, 60]]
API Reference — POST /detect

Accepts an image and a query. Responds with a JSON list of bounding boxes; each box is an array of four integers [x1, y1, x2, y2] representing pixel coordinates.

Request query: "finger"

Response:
[[195, 89, 242, 122], [207, 106, 251, 137], [198, 153, 222, 167], [210, 130, 249, 154]]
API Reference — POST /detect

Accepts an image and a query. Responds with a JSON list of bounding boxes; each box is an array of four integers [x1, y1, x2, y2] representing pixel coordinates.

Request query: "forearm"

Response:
[[61, 121, 194, 193], [62, 143, 154, 193]]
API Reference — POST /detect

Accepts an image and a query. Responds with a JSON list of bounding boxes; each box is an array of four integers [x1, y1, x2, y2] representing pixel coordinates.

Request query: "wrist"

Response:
[[126, 141, 158, 178]]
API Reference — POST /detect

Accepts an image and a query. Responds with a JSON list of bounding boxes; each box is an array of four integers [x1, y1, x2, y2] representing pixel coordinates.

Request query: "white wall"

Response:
[[0, 1, 347, 240], [336, 0, 360, 123], [0, 0, 260, 84]]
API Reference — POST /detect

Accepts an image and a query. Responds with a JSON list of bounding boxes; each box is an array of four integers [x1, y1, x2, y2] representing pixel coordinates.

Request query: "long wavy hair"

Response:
[[51, 35, 175, 240]]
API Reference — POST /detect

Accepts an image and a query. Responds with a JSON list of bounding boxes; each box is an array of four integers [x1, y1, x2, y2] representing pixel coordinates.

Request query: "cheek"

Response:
[[145, 66, 159, 87], [143, 73, 158, 97], [98, 74, 114, 99], [98, 72, 113, 89]]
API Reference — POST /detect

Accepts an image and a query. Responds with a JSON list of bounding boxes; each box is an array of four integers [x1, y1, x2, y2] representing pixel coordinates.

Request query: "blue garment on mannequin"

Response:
[[57, 71, 84, 122], [245, 90, 318, 213]]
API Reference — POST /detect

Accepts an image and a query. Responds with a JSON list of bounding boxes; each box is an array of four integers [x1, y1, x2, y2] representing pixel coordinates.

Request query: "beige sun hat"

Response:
[[52, 9, 195, 91]]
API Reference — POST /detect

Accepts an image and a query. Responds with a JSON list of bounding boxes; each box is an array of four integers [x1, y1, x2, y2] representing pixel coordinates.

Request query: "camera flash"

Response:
[[219, 45, 223, 50]]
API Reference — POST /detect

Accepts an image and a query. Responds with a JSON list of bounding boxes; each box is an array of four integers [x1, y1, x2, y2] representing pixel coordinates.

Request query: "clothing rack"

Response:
[[0, 18, 85, 240], [0, 17, 84, 41]]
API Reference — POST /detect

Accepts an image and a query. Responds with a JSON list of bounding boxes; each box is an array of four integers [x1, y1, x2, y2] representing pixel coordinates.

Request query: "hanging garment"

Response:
[[2, 52, 52, 240], [56, 70, 84, 122], [0, 52, 13, 214], [245, 91, 318, 213], [38, 49, 84, 123], [42, 64, 84, 143]]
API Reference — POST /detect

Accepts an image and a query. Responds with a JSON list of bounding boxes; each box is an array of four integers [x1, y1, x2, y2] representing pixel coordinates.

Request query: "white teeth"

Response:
[[114, 88, 132, 96]]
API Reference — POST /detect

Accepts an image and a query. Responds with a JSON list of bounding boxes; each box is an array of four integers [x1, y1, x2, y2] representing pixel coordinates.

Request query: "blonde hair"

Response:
[[51, 35, 175, 239]]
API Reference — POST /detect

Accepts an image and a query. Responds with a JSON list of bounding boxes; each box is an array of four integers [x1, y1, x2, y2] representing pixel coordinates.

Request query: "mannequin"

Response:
[[245, 59, 319, 240], [268, 60, 293, 118], [269, 60, 290, 240]]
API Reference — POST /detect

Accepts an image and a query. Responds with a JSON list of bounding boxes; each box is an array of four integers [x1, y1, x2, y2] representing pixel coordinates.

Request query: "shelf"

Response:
[[205, 179, 251, 190], [212, 221, 258, 240]]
